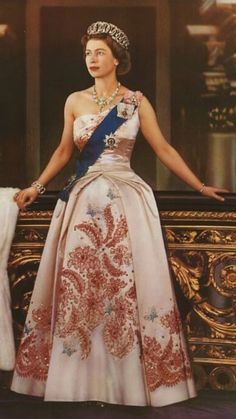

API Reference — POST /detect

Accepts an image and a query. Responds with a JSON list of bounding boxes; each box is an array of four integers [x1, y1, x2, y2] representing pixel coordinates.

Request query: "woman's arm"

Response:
[[15, 94, 76, 209], [139, 96, 228, 201], [36, 94, 75, 186]]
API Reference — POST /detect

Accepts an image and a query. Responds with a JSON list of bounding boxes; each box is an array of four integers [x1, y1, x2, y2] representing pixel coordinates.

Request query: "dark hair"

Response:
[[81, 33, 131, 76]]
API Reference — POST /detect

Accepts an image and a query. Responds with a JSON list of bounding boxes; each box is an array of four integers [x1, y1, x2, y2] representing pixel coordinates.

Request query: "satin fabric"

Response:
[[59, 98, 135, 202], [11, 91, 196, 406]]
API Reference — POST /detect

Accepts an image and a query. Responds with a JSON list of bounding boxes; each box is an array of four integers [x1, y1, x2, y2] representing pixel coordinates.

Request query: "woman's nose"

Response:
[[90, 53, 97, 63]]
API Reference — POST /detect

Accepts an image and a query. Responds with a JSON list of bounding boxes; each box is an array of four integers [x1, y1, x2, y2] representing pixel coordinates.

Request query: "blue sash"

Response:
[[59, 100, 136, 202]]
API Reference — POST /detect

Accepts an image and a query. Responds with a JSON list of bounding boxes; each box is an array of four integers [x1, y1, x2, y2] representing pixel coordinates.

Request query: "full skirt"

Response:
[[11, 163, 196, 406]]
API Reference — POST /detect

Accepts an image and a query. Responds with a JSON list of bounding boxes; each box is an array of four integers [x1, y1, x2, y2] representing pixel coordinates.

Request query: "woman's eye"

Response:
[[85, 51, 91, 56], [97, 51, 105, 55]]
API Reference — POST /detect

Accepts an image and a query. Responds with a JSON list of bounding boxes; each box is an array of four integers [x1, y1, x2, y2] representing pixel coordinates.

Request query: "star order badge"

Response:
[[104, 133, 120, 150], [117, 102, 135, 119]]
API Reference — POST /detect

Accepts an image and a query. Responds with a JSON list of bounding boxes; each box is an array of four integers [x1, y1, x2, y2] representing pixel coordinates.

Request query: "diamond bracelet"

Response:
[[31, 181, 46, 194], [199, 183, 206, 193]]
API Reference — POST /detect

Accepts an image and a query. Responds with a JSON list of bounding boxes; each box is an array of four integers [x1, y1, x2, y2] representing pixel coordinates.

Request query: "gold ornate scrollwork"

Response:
[[169, 251, 205, 301], [190, 342, 236, 361], [165, 229, 198, 244], [19, 210, 53, 219], [196, 229, 227, 244], [14, 228, 46, 242], [161, 210, 236, 221], [165, 227, 236, 245], [169, 247, 236, 348], [207, 253, 236, 298], [194, 303, 236, 338]]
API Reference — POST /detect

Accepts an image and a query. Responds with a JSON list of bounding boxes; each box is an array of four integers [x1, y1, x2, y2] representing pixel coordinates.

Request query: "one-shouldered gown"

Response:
[[11, 90, 196, 406]]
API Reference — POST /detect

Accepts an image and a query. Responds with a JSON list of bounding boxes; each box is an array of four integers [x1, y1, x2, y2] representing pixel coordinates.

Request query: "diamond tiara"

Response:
[[87, 21, 130, 50]]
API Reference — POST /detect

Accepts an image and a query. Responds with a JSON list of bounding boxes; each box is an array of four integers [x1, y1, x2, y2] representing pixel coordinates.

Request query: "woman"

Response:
[[12, 21, 227, 406]]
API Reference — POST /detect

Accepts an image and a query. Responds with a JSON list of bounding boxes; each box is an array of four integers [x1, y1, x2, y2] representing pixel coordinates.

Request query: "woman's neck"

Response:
[[94, 76, 119, 97]]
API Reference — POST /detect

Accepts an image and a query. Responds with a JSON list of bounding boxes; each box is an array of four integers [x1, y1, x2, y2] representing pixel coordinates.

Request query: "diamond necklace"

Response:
[[92, 82, 121, 112]]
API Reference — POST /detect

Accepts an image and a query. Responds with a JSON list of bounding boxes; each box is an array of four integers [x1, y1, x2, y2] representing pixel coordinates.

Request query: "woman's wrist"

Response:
[[199, 182, 206, 194], [31, 181, 46, 195]]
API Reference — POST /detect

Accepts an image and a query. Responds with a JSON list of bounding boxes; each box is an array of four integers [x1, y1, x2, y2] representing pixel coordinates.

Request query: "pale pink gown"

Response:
[[11, 91, 196, 406]]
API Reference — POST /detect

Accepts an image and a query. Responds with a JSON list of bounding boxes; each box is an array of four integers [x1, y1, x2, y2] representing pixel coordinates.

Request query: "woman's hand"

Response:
[[201, 186, 229, 202], [14, 187, 39, 210]]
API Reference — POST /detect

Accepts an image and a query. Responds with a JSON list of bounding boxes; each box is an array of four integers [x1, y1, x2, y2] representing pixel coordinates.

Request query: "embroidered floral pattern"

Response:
[[143, 335, 192, 391], [68, 246, 100, 272], [53, 203, 138, 360], [111, 244, 132, 266], [142, 304, 193, 391], [15, 305, 52, 381], [160, 306, 182, 334], [15, 169, 192, 393]]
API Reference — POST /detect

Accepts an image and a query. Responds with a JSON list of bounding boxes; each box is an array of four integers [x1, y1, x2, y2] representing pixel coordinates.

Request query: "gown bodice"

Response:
[[73, 93, 141, 166]]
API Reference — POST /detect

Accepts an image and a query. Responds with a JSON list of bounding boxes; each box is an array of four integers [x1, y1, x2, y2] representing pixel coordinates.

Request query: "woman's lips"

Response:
[[89, 66, 99, 71]]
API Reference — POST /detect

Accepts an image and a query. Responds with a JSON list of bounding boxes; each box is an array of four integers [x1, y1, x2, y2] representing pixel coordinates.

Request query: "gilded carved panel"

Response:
[[161, 211, 236, 391]]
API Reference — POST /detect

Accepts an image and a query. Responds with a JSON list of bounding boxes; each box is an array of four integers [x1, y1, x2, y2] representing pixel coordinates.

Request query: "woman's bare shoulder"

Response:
[[139, 95, 156, 116], [66, 87, 93, 104], [64, 88, 93, 117]]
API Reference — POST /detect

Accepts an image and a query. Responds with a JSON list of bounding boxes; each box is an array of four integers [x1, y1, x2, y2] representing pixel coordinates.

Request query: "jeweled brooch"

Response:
[[104, 133, 120, 149], [117, 102, 135, 119]]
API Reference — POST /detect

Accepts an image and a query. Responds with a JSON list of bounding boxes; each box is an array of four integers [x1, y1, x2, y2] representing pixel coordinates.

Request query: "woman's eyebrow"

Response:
[[85, 48, 106, 52]]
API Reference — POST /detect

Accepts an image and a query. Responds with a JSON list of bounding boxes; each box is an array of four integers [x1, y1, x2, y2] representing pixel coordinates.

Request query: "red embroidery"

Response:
[[89, 270, 107, 290], [15, 305, 52, 381], [103, 204, 115, 243], [143, 335, 192, 391], [32, 307, 51, 330], [15, 333, 51, 381], [75, 222, 102, 248], [102, 253, 125, 277], [105, 278, 127, 300], [103, 321, 135, 358], [15, 202, 191, 390], [111, 244, 132, 266], [126, 285, 136, 300], [56, 305, 81, 338], [84, 291, 105, 330], [77, 326, 91, 359], [61, 268, 85, 294], [160, 306, 182, 334], [105, 216, 128, 248], [53, 204, 138, 361], [68, 246, 100, 272]]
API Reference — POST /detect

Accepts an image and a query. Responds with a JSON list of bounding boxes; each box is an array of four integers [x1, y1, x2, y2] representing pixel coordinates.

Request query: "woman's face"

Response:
[[85, 39, 118, 78]]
